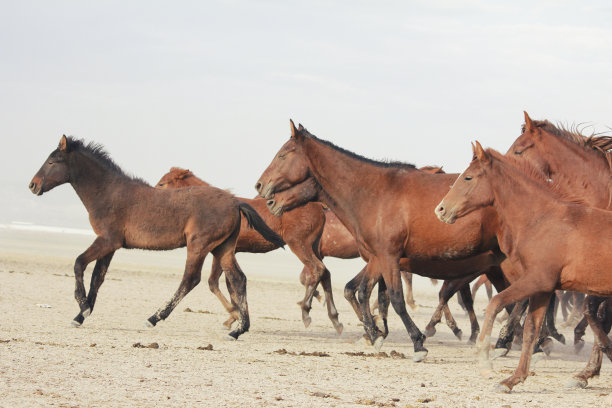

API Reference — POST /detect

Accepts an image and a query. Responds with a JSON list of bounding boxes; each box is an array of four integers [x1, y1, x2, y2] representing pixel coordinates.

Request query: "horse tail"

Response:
[[238, 202, 286, 248]]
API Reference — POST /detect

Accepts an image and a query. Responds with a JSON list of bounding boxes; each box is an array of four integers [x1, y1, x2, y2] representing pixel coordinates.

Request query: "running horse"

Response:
[[506, 112, 612, 387], [156, 167, 343, 334], [436, 141, 612, 392], [256, 121, 507, 360], [29, 136, 284, 339]]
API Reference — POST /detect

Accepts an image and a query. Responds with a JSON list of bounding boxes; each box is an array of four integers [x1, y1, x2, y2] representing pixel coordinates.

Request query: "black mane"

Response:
[[301, 128, 416, 170], [66, 137, 150, 185]]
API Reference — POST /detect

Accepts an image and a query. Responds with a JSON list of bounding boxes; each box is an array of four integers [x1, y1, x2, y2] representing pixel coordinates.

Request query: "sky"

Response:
[[1, 0, 611, 228]]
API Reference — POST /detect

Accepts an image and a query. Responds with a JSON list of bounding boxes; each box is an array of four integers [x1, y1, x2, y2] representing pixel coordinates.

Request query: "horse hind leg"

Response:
[[425, 279, 467, 340], [567, 297, 611, 388], [374, 277, 389, 338], [493, 299, 528, 359], [146, 249, 206, 328], [318, 267, 344, 334], [344, 267, 367, 322], [208, 256, 239, 329], [458, 283, 480, 344], [400, 270, 418, 310], [213, 237, 250, 340]]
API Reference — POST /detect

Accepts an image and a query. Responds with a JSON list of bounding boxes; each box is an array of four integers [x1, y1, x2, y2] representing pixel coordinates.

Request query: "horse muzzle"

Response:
[[435, 202, 456, 224], [29, 180, 44, 196], [266, 199, 284, 217]]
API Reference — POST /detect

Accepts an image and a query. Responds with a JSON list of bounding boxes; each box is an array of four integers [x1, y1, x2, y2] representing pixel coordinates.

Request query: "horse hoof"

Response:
[[479, 361, 494, 377], [531, 351, 546, 365], [556, 334, 566, 345], [492, 348, 509, 359], [81, 308, 91, 318], [494, 383, 512, 394], [454, 329, 463, 341], [143, 320, 154, 328], [565, 378, 587, 389], [303, 316, 312, 328], [373, 336, 384, 351], [70, 320, 81, 328], [424, 327, 436, 337], [574, 340, 585, 354], [413, 350, 428, 363], [541, 339, 554, 356], [334, 323, 344, 335], [356, 335, 372, 346], [224, 334, 237, 341]]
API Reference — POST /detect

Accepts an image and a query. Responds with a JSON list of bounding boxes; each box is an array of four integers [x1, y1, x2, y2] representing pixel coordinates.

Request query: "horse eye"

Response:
[[48, 161, 54, 165], [464, 176, 472, 181], [514, 150, 523, 155], [278, 154, 286, 159]]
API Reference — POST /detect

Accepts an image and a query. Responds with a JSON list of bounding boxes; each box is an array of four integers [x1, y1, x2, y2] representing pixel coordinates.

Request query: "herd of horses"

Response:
[[28, 111, 612, 393]]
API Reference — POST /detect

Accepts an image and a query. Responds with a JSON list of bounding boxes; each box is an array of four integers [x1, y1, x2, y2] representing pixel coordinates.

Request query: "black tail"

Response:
[[238, 202, 286, 248]]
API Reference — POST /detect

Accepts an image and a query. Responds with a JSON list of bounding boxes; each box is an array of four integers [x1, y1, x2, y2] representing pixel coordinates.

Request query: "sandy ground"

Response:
[[1, 228, 611, 408]]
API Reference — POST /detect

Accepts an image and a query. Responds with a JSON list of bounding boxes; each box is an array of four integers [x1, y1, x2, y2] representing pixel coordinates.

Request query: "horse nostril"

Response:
[[29, 182, 36, 191], [437, 206, 445, 213], [255, 182, 262, 193], [267, 200, 275, 208]]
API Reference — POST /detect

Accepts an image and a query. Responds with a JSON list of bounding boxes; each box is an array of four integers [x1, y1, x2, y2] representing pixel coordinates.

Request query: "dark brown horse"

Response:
[[156, 167, 343, 334], [29, 136, 284, 340], [256, 121, 508, 360], [506, 112, 612, 387], [436, 141, 612, 392]]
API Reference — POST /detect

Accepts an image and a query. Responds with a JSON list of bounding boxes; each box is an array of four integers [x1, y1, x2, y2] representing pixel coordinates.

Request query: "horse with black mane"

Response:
[[29, 136, 284, 339], [256, 121, 508, 360]]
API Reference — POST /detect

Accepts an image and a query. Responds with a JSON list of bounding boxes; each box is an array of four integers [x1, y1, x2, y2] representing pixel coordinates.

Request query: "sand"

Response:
[[0, 228, 610, 407]]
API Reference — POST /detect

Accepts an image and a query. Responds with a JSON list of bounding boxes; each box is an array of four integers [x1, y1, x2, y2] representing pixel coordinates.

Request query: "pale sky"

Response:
[[2, 1, 611, 228]]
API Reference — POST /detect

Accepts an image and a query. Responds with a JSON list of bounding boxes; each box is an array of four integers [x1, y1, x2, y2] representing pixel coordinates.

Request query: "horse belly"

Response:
[[123, 230, 186, 250]]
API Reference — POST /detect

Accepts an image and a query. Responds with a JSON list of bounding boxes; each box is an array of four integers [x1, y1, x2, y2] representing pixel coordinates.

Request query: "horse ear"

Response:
[[178, 169, 191, 180], [290, 119, 298, 138], [59, 135, 68, 152], [473, 141, 490, 163], [523, 111, 535, 132], [298, 124, 304, 131]]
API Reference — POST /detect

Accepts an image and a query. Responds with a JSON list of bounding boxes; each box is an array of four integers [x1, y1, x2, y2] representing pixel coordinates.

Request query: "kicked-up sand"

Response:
[[0, 226, 610, 407]]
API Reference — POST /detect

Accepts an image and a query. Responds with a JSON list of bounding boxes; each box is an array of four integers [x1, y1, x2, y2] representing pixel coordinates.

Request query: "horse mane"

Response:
[[487, 148, 589, 205], [300, 128, 417, 170], [65, 137, 150, 185], [523, 120, 612, 169]]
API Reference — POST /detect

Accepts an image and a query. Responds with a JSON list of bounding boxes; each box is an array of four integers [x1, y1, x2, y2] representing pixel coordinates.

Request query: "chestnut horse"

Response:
[[29, 136, 284, 340], [436, 142, 612, 392], [256, 121, 507, 360], [506, 112, 612, 387], [156, 167, 343, 334]]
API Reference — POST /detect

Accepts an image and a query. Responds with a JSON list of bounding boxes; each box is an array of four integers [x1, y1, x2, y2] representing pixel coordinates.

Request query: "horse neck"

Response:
[[488, 158, 558, 239], [300, 136, 400, 231], [69, 151, 139, 211], [540, 132, 611, 208]]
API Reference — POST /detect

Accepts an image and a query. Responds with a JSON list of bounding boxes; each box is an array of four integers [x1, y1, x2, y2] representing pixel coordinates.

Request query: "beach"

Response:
[[0, 226, 609, 407]]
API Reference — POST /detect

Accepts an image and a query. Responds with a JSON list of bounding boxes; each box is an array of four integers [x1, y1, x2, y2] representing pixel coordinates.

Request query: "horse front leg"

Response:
[[72, 251, 115, 326], [72, 237, 118, 326], [380, 258, 427, 362], [498, 292, 552, 393]]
